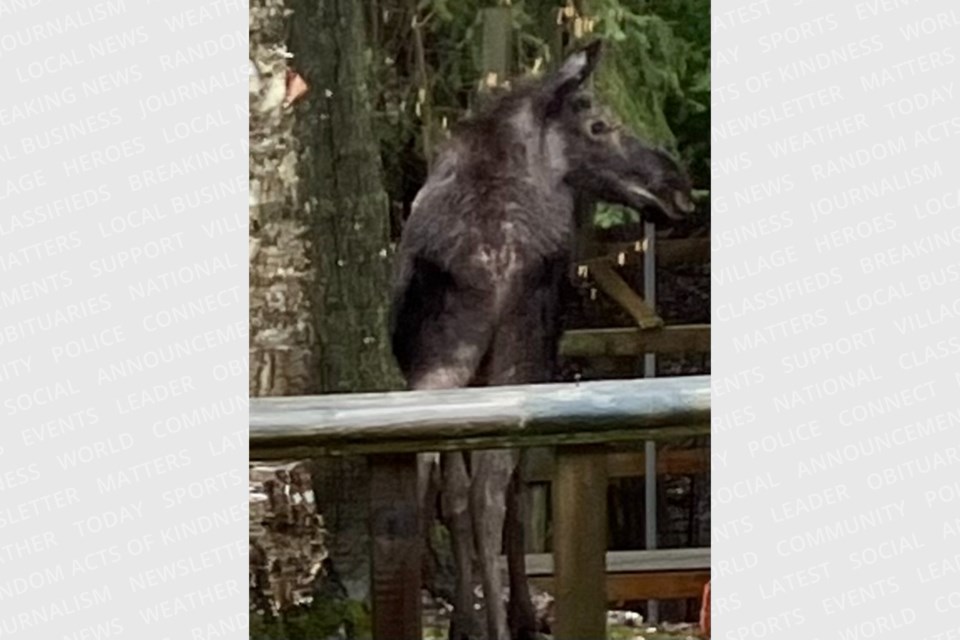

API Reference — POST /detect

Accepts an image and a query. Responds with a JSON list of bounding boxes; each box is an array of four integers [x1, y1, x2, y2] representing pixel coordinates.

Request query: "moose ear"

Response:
[[557, 40, 603, 86], [543, 40, 603, 112]]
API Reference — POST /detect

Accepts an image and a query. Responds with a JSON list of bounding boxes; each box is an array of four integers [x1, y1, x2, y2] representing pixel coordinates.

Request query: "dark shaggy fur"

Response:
[[388, 41, 694, 640]]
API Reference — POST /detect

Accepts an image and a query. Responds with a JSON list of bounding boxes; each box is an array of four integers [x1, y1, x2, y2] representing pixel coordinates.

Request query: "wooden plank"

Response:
[[553, 448, 607, 640], [524, 484, 549, 553], [588, 237, 710, 268], [530, 569, 710, 601], [560, 325, 711, 358], [524, 448, 710, 482], [249, 376, 710, 459], [608, 448, 709, 477], [523, 548, 711, 575], [609, 570, 711, 601], [589, 261, 663, 329], [481, 7, 512, 88], [370, 453, 421, 639], [657, 237, 711, 265], [408, 0, 434, 165]]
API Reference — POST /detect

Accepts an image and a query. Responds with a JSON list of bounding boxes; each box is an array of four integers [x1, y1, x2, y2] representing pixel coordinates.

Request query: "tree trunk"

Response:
[[288, 0, 406, 613], [249, 0, 402, 631], [249, 0, 400, 396], [249, 0, 316, 398], [249, 0, 330, 623], [290, 0, 402, 395]]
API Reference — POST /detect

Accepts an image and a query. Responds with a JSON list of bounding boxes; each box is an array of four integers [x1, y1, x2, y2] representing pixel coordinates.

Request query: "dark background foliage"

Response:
[[365, 0, 710, 233]]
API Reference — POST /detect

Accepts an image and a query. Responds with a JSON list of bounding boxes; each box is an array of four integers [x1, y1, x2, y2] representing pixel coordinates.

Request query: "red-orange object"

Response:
[[284, 69, 308, 107], [699, 580, 711, 638]]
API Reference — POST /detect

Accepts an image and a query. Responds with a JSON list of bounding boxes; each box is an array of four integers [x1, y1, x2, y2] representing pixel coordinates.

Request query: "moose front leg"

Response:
[[442, 450, 481, 640], [418, 451, 441, 584], [470, 450, 514, 640], [505, 455, 538, 640]]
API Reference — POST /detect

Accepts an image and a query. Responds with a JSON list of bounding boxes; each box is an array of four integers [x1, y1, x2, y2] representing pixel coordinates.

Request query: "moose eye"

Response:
[[572, 96, 592, 112], [590, 121, 608, 135]]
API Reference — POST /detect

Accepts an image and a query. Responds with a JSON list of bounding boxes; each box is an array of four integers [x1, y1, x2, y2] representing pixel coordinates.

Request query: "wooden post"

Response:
[[481, 7, 513, 89], [408, 0, 435, 166], [552, 19, 607, 632], [524, 483, 549, 553], [370, 453, 421, 639], [523, 449, 552, 553], [553, 447, 608, 639]]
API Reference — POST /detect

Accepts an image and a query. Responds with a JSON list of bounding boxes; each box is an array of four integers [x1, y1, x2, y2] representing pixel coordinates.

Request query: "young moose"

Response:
[[390, 41, 693, 640]]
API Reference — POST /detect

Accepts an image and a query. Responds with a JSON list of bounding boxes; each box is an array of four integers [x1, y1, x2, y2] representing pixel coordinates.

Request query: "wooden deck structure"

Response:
[[525, 548, 711, 602], [565, 218, 711, 624], [250, 376, 710, 639]]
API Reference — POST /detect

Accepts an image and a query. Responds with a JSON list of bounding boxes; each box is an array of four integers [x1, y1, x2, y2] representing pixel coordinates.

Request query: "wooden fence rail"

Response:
[[561, 325, 711, 357], [524, 548, 711, 602], [249, 375, 711, 640], [250, 376, 710, 457]]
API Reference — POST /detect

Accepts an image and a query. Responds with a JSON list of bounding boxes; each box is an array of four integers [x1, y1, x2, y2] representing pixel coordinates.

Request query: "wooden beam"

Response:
[[370, 454, 421, 639], [523, 548, 711, 575], [589, 237, 711, 268], [560, 325, 711, 357], [250, 376, 710, 459], [481, 7, 513, 88], [525, 546, 711, 602], [530, 570, 710, 601], [524, 485, 549, 553], [609, 448, 708, 477], [589, 261, 663, 329], [524, 448, 710, 482], [657, 237, 711, 265], [553, 448, 607, 640], [609, 570, 712, 601]]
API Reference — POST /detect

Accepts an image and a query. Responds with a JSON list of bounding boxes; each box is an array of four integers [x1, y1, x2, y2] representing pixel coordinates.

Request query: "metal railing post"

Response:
[[643, 220, 660, 625]]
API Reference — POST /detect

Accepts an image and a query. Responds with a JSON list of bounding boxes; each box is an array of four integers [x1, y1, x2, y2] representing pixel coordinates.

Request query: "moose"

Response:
[[389, 40, 694, 640]]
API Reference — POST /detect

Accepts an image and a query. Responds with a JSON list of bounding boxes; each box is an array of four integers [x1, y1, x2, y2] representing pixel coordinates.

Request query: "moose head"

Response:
[[541, 40, 694, 224], [455, 40, 695, 227]]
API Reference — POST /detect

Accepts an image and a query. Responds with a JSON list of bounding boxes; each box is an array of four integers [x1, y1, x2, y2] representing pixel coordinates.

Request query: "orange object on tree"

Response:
[[699, 580, 711, 638], [284, 69, 308, 107]]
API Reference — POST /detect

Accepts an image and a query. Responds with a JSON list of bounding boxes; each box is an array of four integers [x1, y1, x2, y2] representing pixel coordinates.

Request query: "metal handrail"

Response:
[[249, 375, 710, 458]]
